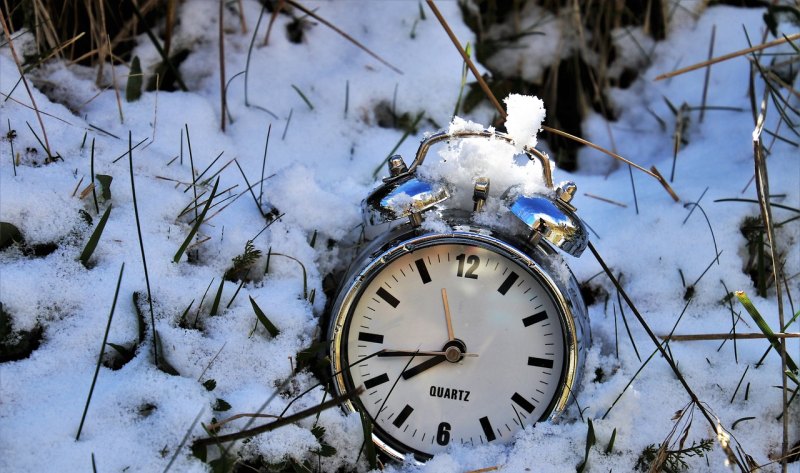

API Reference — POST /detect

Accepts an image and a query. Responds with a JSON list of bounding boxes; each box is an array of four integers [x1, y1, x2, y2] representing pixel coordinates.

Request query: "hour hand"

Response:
[[401, 356, 446, 380]]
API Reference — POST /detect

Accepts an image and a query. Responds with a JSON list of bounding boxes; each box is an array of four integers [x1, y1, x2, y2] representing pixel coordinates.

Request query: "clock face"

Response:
[[332, 237, 570, 459]]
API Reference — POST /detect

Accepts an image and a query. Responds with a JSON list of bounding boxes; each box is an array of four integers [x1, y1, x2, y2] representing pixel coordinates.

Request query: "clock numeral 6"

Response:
[[436, 422, 451, 446], [455, 254, 480, 279]]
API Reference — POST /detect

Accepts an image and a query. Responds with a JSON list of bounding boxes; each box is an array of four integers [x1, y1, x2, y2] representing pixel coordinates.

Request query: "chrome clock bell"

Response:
[[328, 129, 590, 462]]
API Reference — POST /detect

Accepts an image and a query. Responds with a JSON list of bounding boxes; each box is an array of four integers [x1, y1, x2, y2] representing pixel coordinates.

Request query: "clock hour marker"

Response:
[[364, 373, 390, 389], [415, 258, 432, 284], [522, 311, 548, 327], [358, 332, 384, 344], [511, 392, 535, 414], [528, 357, 554, 369], [393, 404, 414, 428], [497, 272, 519, 295], [375, 287, 400, 308], [479, 416, 496, 442]]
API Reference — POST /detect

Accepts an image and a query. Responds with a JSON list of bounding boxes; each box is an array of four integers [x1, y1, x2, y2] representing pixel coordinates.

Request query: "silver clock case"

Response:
[[328, 224, 589, 463]]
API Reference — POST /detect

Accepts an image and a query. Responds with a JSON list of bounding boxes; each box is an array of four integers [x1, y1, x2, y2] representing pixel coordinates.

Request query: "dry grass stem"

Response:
[[649, 166, 680, 201], [661, 332, 800, 342], [235, 0, 247, 33], [193, 386, 364, 447], [109, 38, 124, 124], [0, 11, 53, 158], [285, 0, 402, 75], [752, 90, 790, 469], [465, 467, 500, 473], [79, 183, 95, 200], [207, 413, 280, 432], [0, 92, 74, 125], [34, 31, 85, 66], [263, 0, 285, 46], [699, 26, 716, 123], [655, 32, 800, 81], [584, 192, 627, 208], [219, 0, 227, 132], [71, 176, 85, 197], [30, 0, 59, 54]]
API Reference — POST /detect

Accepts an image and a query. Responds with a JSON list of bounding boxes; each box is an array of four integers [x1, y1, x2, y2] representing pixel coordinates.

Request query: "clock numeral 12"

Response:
[[436, 422, 451, 446], [455, 254, 480, 279]]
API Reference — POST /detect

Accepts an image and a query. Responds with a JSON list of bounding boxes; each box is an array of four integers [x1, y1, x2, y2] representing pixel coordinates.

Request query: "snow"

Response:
[[1, 1, 798, 472], [503, 93, 546, 152]]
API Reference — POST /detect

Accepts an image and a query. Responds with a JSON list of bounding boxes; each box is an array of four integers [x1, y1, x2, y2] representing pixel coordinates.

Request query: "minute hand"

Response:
[[378, 349, 478, 358]]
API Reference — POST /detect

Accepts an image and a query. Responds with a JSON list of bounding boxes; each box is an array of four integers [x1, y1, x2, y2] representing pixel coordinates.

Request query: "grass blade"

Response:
[[79, 204, 112, 268], [291, 84, 314, 111], [736, 291, 798, 374], [126, 56, 143, 102], [359, 409, 377, 470], [249, 296, 279, 337], [76, 263, 124, 440], [577, 418, 596, 473], [90, 139, 98, 213], [163, 408, 205, 473], [132, 292, 147, 344], [155, 330, 180, 376], [209, 278, 224, 316], [605, 427, 617, 454], [127, 0, 188, 91], [173, 177, 219, 263], [129, 131, 158, 366]]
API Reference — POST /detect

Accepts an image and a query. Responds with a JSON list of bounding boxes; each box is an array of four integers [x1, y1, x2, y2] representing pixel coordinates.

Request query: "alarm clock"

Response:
[[327, 129, 590, 462]]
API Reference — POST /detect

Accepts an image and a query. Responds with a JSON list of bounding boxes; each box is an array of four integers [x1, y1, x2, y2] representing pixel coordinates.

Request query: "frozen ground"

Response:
[[0, 1, 798, 472]]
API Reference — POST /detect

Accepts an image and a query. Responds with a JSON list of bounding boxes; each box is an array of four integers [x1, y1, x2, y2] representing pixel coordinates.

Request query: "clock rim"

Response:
[[328, 230, 584, 462]]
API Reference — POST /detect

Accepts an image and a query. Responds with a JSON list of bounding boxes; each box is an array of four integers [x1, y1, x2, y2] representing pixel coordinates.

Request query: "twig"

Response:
[[655, 32, 800, 81]]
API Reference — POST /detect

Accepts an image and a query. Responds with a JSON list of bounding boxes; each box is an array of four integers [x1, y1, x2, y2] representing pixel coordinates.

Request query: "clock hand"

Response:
[[401, 355, 446, 380], [377, 349, 478, 357], [441, 288, 455, 341]]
